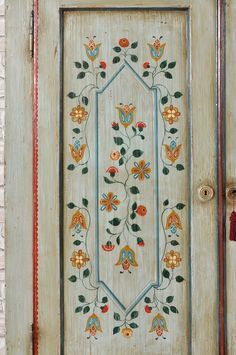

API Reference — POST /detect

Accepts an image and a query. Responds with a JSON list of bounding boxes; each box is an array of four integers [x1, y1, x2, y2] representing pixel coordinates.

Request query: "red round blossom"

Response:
[[143, 61, 150, 69], [138, 240, 145, 247], [135, 121, 146, 128], [136, 205, 147, 216], [145, 305, 152, 314], [100, 60, 107, 69], [102, 242, 115, 252], [101, 304, 109, 313], [112, 122, 119, 130], [119, 38, 130, 48], [106, 166, 119, 177]]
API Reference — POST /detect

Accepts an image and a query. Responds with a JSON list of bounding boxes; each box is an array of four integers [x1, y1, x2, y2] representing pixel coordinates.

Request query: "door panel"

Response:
[[37, 1, 218, 354]]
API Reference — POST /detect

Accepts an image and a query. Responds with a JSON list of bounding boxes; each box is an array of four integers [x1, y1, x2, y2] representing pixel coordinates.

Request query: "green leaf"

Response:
[[119, 158, 124, 166], [130, 212, 136, 220], [74, 62, 82, 68], [68, 164, 75, 171], [132, 202, 137, 211], [114, 137, 124, 145], [104, 176, 115, 184], [131, 41, 138, 49], [176, 275, 184, 282], [67, 202, 76, 209], [83, 268, 90, 278], [73, 240, 81, 246], [116, 236, 120, 245], [120, 147, 126, 155], [82, 61, 89, 69], [137, 237, 144, 244], [140, 135, 145, 140], [77, 72, 86, 79], [78, 295, 86, 302], [163, 269, 170, 279], [176, 203, 185, 210], [130, 186, 140, 194], [82, 167, 88, 175], [113, 56, 121, 64], [68, 275, 77, 282], [132, 126, 137, 134], [171, 240, 179, 246], [133, 149, 144, 158], [83, 306, 90, 314], [165, 72, 172, 79], [75, 306, 83, 313], [109, 218, 121, 226], [131, 55, 138, 62], [176, 164, 184, 171], [129, 322, 139, 329], [174, 91, 183, 98], [131, 310, 138, 319], [102, 296, 108, 303], [163, 306, 169, 315], [67, 92, 77, 99], [170, 306, 179, 313], [73, 128, 81, 134], [82, 198, 88, 207], [100, 71, 106, 79], [160, 60, 167, 69], [166, 296, 174, 303], [144, 296, 151, 303], [82, 96, 88, 106], [113, 326, 120, 334], [169, 128, 178, 134], [143, 71, 149, 77], [131, 224, 141, 232], [163, 167, 169, 175], [168, 61, 176, 69], [163, 199, 169, 206], [114, 312, 121, 321], [161, 96, 168, 105], [106, 228, 112, 235], [113, 46, 121, 53]]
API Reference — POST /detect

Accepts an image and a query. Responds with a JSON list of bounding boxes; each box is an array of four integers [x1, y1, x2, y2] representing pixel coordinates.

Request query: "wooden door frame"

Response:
[[5, 0, 226, 354]]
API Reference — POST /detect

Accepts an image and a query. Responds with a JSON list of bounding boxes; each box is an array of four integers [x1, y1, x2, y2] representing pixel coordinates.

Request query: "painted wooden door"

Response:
[[35, 1, 221, 354]]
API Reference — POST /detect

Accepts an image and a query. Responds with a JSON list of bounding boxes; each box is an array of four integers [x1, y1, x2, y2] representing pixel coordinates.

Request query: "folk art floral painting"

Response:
[[66, 35, 186, 341]]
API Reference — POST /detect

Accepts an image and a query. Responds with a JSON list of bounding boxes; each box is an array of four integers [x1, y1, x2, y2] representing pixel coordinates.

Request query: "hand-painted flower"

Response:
[[85, 313, 103, 338], [149, 314, 168, 338], [112, 122, 119, 130], [122, 327, 133, 338], [106, 166, 119, 177], [70, 105, 88, 124], [116, 104, 136, 128], [165, 210, 182, 230], [138, 240, 145, 247], [69, 143, 86, 163], [84, 38, 101, 62], [135, 121, 146, 129], [69, 210, 87, 229], [115, 245, 138, 271], [100, 192, 120, 212], [110, 150, 120, 161], [102, 241, 115, 252], [119, 38, 130, 48], [70, 250, 89, 269], [131, 160, 151, 181], [143, 61, 150, 69], [164, 250, 182, 269], [147, 39, 166, 62], [136, 205, 147, 216], [101, 304, 109, 313], [145, 305, 152, 313], [162, 105, 181, 125], [100, 60, 107, 69], [164, 144, 182, 164]]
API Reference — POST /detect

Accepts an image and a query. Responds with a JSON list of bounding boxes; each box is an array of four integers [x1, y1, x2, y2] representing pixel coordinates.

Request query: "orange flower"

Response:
[[165, 210, 182, 230], [162, 105, 181, 125], [100, 192, 120, 212], [131, 160, 151, 181], [69, 210, 87, 229], [122, 327, 133, 338], [164, 250, 182, 269], [69, 143, 86, 163], [136, 205, 147, 216], [119, 38, 129, 48], [164, 144, 182, 164], [70, 250, 89, 269], [70, 105, 88, 124], [110, 150, 120, 161]]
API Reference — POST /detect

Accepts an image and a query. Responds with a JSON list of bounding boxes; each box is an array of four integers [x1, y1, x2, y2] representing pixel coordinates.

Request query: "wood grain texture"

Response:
[[6, 0, 33, 354]]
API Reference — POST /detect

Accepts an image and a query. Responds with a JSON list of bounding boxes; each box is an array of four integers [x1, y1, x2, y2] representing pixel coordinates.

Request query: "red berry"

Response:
[[145, 305, 152, 313], [143, 61, 150, 69], [119, 38, 129, 48], [136, 205, 147, 216], [138, 241, 145, 247], [101, 304, 109, 313], [100, 60, 107, 69]]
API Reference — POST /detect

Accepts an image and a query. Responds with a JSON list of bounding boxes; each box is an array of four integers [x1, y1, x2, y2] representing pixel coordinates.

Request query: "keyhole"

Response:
[[204, 190, 208, 196]]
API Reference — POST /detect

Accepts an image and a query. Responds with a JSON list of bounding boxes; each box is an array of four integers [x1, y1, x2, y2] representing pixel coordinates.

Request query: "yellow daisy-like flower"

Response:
[[122, 327, 133, 338], [100, 192, 120, 212], [131, 160, 151, 181], [70, 105, 88, 124], [162, 105, 181, 125], [70, 250, 89, 269], [164, 250, 182, 269]]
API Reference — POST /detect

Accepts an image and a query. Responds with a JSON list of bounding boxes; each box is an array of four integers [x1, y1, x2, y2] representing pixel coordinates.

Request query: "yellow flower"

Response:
[[100, 192, 120, 212], [70, 105, 88, 124], [69, 210, 87, 229], [69, 143, 86, 163], [165, 210, 182, 230], [149, 314, 168, 338], [131, 160, 151, 181], [164, 144, 182, 164], [70, 250, 89, 269], [84, 38, 101, 62], [164, 250, 182, 269], [122, 327, 133, 338], [85, 313, 102, 337], [162, 105, 181, 125], [115, 245, 138, 271], [116, 104, 136, 128], [147, 38, 166, 62]]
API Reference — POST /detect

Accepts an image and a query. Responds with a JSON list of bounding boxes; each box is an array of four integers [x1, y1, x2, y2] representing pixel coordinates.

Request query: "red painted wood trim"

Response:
[[218, 1, 226, 354], [33, 0, 39, 354]]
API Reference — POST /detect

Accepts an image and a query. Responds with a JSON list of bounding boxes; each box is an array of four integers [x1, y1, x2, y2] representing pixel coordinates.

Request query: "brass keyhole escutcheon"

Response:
[[198, 185, 215, 202], [226, 186, 236, 203]]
